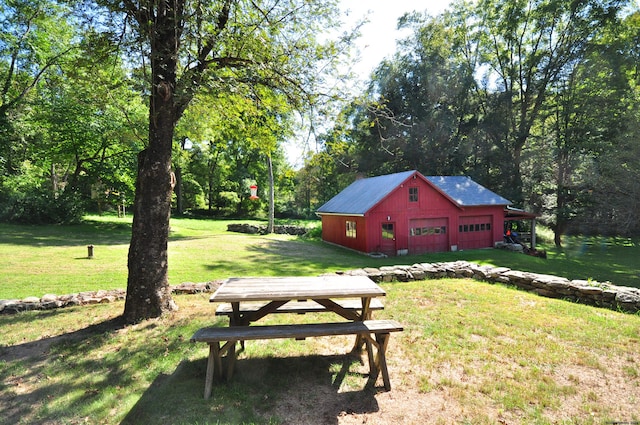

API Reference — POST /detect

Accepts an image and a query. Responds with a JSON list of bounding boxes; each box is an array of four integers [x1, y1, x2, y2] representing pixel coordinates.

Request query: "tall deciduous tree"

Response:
[[467, 0, 626, 203], [0, 0, 75, 174], [565, 11, 640, 238], [36, 37, 146, 196], [90, 0, 343, 322], [544, 40, 630, 245], [239, 88, 294, 233], [354, 13, 478, 178]]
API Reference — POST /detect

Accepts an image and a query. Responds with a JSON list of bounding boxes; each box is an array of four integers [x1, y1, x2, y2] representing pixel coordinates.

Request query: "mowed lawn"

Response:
[[0, 215, 638, 300], [1, 280, 639, 424], [1, 216, 640, 424]]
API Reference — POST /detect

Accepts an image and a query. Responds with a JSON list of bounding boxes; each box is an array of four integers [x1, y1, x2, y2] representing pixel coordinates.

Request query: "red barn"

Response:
[[316, 170, 512, 256]]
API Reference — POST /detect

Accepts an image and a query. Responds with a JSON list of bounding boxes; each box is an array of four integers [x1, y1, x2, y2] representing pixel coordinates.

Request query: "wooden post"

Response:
[[87, 245, 94, 259], [531, 219, 537, 249]]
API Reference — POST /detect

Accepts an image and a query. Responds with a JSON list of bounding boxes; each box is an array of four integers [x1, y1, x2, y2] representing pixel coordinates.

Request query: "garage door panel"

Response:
[[409, 218, 449, 253], [458, 216, 493, 250]]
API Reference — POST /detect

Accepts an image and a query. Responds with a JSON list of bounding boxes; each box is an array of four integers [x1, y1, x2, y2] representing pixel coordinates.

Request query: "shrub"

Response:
[[0, 189, 86, 224], [302, 226, 322, 239]]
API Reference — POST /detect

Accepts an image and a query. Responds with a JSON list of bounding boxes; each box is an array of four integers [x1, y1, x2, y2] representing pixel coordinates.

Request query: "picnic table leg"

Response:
[[226, 341, 237, 381], [374, 332, 392, 391], [365, 335, 375, 375], [230, 302, 246, 350], [352, 297, 373, 352], [204, 342, 221, 399]]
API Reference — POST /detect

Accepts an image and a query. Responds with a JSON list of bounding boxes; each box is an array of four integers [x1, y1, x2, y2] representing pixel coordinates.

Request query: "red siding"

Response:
[[455, 207, 505, 250], [320, 215, 368, 253], [367, 176, 459, 255]]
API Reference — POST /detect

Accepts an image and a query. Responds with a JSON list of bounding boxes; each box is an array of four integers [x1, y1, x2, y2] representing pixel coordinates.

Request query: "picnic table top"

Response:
[[210, 275, 385, 303]]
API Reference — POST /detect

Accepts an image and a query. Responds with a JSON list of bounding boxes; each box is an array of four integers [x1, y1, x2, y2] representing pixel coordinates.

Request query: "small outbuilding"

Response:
[[316, 170, 513, 256]]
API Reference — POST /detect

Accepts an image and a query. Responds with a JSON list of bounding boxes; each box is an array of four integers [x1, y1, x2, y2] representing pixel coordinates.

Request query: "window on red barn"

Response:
[[409, 187, 418, 202], [346, 221, 356, 238]]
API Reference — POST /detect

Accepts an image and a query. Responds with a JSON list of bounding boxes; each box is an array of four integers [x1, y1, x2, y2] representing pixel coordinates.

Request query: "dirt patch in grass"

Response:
[[264, 349, 640, 425]]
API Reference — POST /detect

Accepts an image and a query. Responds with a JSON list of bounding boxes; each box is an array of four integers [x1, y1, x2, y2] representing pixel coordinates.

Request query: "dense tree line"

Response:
[[1, 36, 295, 220], [0, 0, 334, 225], [0, 0, 145, 223], [300, 0, 640, 245]]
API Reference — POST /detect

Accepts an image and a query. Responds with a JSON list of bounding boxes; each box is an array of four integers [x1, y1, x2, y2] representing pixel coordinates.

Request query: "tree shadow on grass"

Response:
[[122, 353, 381, 425], [0, 220, 207, 249], [0, 316, 126, 362], [0, 314, 380, 425], [203, 237, 391, 277], [0, 317, 128, 424]]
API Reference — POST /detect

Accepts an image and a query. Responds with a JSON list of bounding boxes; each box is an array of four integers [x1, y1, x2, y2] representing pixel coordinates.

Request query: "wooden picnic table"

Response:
[[192, 275, 401, 398], [210, 275, 387, 326]]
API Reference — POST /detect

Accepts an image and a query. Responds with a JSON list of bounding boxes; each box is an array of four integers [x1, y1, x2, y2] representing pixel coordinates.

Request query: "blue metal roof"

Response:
[[316, 170, 416, 215], [426, 176, 511, 206], [316, 171, 510, 215]]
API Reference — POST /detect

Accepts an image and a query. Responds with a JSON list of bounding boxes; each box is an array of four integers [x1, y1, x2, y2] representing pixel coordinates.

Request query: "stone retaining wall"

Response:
[[227, 223, 309, 236], [336, 261, 640, 314], [2, 261, 639, 315], [0, 282, 220, 315]]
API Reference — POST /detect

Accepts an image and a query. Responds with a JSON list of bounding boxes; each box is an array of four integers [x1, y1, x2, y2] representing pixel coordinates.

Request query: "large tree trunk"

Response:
[[124, 148, 177, 322], [123, 1, 182, 323]]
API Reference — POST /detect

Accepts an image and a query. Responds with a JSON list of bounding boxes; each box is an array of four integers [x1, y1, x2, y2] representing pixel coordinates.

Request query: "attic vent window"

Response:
[[409, 187, 418, 202]]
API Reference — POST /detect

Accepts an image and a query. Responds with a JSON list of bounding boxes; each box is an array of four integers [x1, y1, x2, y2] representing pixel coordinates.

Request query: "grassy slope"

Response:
[[1, 281, 639, 424], [0, 215, 638, 300]]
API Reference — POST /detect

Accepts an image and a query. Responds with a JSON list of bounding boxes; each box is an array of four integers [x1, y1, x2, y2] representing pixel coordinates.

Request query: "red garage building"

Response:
[[316, 170, 512, 256]]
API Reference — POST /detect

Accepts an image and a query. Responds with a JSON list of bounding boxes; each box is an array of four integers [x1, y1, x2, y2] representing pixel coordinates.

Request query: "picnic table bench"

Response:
[[191, 319, 403, 399]]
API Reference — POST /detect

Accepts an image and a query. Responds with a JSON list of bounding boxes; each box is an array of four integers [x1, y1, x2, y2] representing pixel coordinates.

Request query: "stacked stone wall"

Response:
[[2, 261, 639, 315], [336, 261, 640, 314], [226, 223, 309, 235], [0, 282, 220, 315]]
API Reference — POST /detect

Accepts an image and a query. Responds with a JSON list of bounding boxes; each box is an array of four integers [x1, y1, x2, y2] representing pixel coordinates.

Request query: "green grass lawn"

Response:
[[1, 280, 639, 424], [0, 215, 638, 300], [1, 215, 640, 424]]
